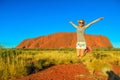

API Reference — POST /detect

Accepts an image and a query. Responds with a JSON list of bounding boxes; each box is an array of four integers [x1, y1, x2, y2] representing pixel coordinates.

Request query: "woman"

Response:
[[69, 17, 103, 57]]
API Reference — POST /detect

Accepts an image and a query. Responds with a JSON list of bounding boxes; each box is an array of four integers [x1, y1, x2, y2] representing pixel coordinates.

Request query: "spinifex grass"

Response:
[[0, 48, 120, 80], [0, 49, 27, 80], [81, 51, 120, 75]]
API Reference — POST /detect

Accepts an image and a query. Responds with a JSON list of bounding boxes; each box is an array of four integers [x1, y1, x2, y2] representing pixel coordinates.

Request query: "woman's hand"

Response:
[[99, 17, 104, 20]]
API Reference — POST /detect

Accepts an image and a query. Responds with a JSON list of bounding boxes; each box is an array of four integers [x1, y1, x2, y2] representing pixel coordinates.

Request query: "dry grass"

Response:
[[0, 48, 120, 80]]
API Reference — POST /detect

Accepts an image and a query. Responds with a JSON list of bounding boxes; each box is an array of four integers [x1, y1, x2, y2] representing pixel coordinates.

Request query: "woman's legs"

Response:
[[76, 49, 86, 57]]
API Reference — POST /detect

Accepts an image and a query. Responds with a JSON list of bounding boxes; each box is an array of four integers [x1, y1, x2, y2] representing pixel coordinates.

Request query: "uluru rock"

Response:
[[16, 32, 113, 49]]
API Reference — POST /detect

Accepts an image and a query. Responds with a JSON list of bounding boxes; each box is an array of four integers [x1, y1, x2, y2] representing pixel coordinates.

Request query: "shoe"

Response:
[[85, 46, 92, 53]]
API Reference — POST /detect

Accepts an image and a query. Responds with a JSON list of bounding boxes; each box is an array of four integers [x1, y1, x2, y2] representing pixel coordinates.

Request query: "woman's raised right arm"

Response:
[[69, 21, 78, 28]]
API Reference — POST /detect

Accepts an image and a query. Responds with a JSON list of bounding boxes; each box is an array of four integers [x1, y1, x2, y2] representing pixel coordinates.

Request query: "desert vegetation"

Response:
[[0, 48, 120, 80]]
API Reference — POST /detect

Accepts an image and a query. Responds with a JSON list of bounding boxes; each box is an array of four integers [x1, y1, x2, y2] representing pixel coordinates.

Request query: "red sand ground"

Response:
[[112, 64, 120, 75], [16, 63, 108, 80]]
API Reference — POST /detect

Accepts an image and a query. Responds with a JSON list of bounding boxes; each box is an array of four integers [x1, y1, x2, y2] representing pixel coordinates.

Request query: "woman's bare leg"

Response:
[[76, 49, 81, 57], [81, 49, 85, 57], [84, 49, 88, 54]]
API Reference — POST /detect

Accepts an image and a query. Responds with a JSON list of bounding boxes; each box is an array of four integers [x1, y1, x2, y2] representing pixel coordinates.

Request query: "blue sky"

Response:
[[0, 0, 120, 48]]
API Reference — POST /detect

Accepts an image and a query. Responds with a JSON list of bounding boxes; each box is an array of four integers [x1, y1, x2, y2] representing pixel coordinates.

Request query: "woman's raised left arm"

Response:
[[85, 17, 103, 28]]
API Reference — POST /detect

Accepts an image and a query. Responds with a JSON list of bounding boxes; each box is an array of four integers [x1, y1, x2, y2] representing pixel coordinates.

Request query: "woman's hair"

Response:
[[78, 20, 85, 23]]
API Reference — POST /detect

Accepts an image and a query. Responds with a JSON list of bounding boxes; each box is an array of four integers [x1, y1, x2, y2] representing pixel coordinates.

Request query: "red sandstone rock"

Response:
[[16, 32, 113, 49]]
